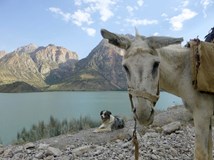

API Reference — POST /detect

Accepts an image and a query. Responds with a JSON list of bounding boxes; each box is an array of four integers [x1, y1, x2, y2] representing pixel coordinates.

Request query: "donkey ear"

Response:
[[146, 36, 183, 49], [101, 29, 131, 50]]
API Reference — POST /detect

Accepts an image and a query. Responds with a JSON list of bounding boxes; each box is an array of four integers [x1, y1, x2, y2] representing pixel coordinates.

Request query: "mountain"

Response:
[[0, 39, 127, 92], [0, 44, 78, 91], [49, 40, 127, 91], [0, 51, 46, 88], [0, 50, 6, 59], [29, 44, 78, 84]]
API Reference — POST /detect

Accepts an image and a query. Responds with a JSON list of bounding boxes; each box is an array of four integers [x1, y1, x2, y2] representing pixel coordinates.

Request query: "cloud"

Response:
[[153, 32, 159, 36], [126, 18, 158, 26], [49, 0, 118, 37], [126, 6, 134, 15], [49, 7, 93, 26], [74, 0, 82, 6], [99, 5, 114, 22], [82, 27, 96, 36], [161, 13, 168, 18], [71, 10, 93, 26], [137, 0, 144, 7], [181, 0, 189, 7], [49, 7, 71, 22], [74, 0, 117, 22], [200, 0, 213, 9], [200, 0, 214, 17], [169, 8, 197, 31]]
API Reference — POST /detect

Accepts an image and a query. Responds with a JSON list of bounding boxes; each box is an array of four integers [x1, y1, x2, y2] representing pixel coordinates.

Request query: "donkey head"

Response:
[[101, 29, 183, 125]]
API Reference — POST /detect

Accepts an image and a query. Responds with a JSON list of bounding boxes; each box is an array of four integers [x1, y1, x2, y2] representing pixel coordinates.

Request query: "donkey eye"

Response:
[[123, 64, 129, 73], [123, 64, 131, 78], [152, 61, 160, 77]]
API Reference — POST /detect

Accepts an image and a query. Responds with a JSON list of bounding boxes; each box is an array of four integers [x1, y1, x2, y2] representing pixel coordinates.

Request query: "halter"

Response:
[[128, 85, 160, 160], [128, 87, 160, 105], [125, 47, 160, 160]]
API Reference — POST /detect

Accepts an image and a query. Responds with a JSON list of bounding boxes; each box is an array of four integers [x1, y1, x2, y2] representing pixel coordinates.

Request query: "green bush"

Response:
[[15, 116, 99, 144]]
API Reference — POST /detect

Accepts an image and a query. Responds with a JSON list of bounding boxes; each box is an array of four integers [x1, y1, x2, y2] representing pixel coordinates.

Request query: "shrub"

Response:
[[15, 116, 99, 144]]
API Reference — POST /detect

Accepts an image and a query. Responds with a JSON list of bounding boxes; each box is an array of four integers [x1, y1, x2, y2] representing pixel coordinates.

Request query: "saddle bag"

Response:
[[189, 41, 214, 93]]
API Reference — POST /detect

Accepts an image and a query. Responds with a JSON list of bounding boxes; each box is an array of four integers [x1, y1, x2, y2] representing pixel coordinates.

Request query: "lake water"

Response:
[[0, 91, 182, 144]]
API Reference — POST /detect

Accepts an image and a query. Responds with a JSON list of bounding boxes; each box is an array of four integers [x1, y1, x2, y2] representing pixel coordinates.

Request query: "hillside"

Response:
[[0, 81, 41, 93]]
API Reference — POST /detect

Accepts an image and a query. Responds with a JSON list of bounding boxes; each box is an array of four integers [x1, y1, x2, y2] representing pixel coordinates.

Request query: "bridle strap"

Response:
[[128, 87, 159, 160], [128, 88, 159, 104]]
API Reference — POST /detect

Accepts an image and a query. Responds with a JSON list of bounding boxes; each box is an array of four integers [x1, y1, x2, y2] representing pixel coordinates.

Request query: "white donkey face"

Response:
[[101, 29, 183, 125], [122, 42, 160, 125], [122, 45, 160, 94]]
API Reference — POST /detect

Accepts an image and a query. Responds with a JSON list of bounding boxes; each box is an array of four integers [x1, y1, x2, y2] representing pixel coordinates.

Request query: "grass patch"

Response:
[[14, 116, 99, 144]]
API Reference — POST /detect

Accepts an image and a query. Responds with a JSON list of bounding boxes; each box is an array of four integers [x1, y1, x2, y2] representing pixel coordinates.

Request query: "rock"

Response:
[[14, 146, 23, 154], [24, 142, 35, 149], [38, 143, 49, 149], [72, 145, 98, 156], [35, 151, 44, 159], [46, 146, 62, 156], [143, 132, 160, 138], [150, 154, 158, 159], [3, 148, 13, 158], [162, 121, 181, 134], [0, 148, 4, 154]]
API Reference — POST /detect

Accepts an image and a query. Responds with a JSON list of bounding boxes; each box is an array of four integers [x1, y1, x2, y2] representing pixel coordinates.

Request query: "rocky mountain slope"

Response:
[[0, 105, 197, 160], [0, 44, 77, 91], [50, 40, 127, 91], [0, 50, 46, 88], [0, 50, 6, 59], [0, 39, 127, 92]]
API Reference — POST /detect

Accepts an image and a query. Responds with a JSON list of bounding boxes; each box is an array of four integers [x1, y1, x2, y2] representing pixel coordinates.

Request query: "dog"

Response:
[[93, 110, 125, 133]]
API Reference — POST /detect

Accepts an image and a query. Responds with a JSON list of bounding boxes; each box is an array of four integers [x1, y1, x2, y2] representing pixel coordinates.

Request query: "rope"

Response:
[[129, 93, 139, 160], [132, 118, 139, 160]]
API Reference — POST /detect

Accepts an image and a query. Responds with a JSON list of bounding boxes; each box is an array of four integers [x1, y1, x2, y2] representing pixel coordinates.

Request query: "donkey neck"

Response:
[[158, 45, 191, 97]]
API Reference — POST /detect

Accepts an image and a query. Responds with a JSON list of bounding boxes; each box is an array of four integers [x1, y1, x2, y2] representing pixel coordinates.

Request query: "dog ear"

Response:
[[107, 111, 112, 115], [100, 110, 103, 115]]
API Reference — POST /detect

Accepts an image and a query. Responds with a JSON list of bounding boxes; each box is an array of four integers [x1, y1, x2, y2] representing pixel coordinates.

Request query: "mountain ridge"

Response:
[[0, 39, 127, 92]]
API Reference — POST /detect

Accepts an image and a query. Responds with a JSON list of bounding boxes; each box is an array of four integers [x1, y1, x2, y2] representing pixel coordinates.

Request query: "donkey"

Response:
[[101, 29, 214, 160]]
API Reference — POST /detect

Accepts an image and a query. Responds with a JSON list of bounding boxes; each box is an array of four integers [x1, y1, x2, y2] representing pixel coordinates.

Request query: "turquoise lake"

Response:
[[0, 91, 182, 144]]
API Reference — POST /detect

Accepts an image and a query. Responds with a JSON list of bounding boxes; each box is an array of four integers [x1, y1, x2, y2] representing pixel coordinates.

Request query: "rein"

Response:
[[129, 93, 139, 160]]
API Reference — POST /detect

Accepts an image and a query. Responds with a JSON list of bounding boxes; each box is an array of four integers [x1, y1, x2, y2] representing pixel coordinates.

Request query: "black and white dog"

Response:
[[93, 110, 125, 133]]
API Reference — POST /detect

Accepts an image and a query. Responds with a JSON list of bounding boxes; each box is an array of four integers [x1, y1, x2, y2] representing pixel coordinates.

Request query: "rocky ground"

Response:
[[1, 105, 213, 160]]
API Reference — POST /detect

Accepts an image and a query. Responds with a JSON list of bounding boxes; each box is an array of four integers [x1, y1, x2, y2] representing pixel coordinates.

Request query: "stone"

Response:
[[3, 148, 13, 158], [35, 151, 44, 159], [72, 145, 94, 156], [0, 148, 4, 154], [24, 142, 35, 149], [47, 147, 62, 157], [162, 121, 181, 134], [38, 143, 49, 150]]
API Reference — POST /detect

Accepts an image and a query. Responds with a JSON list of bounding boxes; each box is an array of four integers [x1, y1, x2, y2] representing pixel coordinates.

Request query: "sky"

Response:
[[0, 0, 213, 59]]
